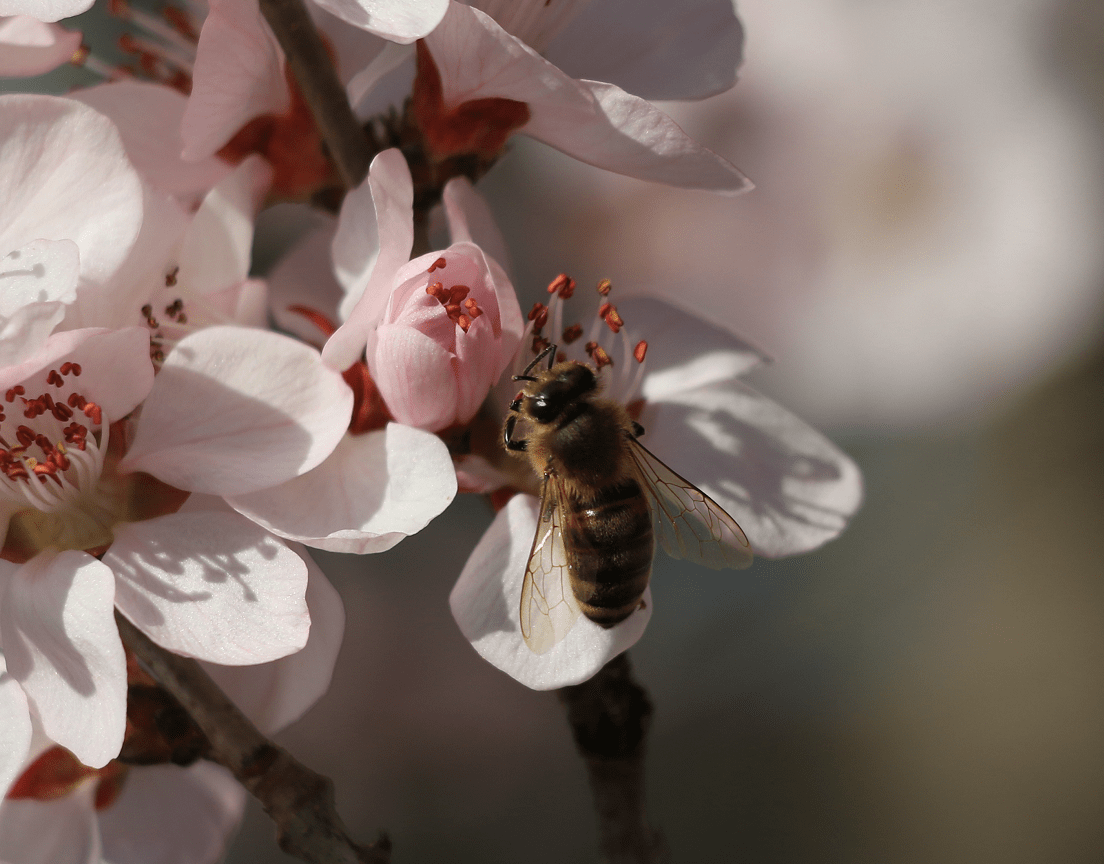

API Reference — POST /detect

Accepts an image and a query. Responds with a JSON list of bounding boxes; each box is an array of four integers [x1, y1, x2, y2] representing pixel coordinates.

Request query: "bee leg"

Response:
[[504, 414, 528, 451], [631, 421, 646, 438]]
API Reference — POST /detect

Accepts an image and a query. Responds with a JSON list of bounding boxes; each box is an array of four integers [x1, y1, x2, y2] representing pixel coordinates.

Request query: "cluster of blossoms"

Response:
[[0, 0, 862, 860]]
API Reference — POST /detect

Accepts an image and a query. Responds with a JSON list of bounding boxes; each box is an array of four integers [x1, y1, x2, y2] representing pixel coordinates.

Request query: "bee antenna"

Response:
[[518, 342, 558, 378]]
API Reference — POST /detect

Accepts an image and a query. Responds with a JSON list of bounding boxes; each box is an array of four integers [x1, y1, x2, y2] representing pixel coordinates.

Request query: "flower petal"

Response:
[[73, 81, 232, 205], [98, 762, 245, 864], [0, 652, 32, 797], [202, 545, 344, 733], [118, 327, 353, 496], [0, 16, 82, 77], [226, 423, 457, 554], [449, 494, 651, 690], [310, 0, 446, 43], [0, 94, 144, 285], [441, 175, 510, 272], [106, 511, 309, 665], [324, 148, 414, 371], [177, 154, 273, 296], [642, 378, 864, 558], [0, 551, 126, 769], [0, 0, 92, 23], [0, 787, 100, 864], [0, 239, 78, 367], [181, 0, 289, 161], [545, 0, 743, 101]]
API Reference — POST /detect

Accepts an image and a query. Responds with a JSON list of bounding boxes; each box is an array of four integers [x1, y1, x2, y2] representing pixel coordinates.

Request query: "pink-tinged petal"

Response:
[[0, 16, 82, 77], [226, 423, 456, 554], [309, 0, 446, 43], [0, 0, 91, 23], [202, 276, 269, 328], [0, 94, 144, 285], [0, 787, 101, 864], [0, 653, 32, 797], [324, 148, 414, 371], [0, 551, 126, 769], [268, 220, 343, 345], [98, 762, 245, 864], [0, 328, 153, 423], [181, 0, 289, 161], [441, 175, 510, 276], [202, 546, 343, 733], [450, 494, 651, 690], [526, 79, 750, 193], [424, 4, 748, 191], [0, 239, 78, 367], [73, 81, 232, 205], [545, 0, 743, 101], [641, 379, 863, 558], [106, 511, 309, 665], [118, 327, 353, 496], [372, 321, 459, 430], [621, 296, 767, 400], [177, 155, 273, 296]]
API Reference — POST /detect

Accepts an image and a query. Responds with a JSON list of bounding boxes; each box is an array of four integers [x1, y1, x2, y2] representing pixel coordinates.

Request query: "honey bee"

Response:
[[504, 344, 753, 654]]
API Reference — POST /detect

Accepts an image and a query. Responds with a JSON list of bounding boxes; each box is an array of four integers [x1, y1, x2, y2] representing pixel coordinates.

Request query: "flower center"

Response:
[[0, 363, 120, 559], [424, 256, 485, 332]]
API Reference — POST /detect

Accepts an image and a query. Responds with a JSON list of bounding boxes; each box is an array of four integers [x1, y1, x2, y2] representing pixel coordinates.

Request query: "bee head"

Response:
[[524, 361, 597, 424]]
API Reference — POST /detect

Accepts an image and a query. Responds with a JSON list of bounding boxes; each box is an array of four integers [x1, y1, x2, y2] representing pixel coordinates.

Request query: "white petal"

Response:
[[309, 0, 446, 43], [545, 0, 743, 101], [0, 238, 78, 367], [0, 0, 92, 24], [118, 327, 353, 496], [181, 0, 289, 160], [325, 148, 414, 371], [227, 423, 457, 554], [177, 155, 272, 296], [1, 551, 126, 769], [73, 81, 232, 205], [441, 176, 510, 274], [450, 494, 651, 690], [0, 787, 101, 864], [106, 511, 309, 665], [202, 546, 344, 734], [0, 94, 144, 285], [622, 296, 768, 399], [0, 653, 32, 797], [0, 17, 82, 77], [643, 379, 864, 558], [98, 762, 245, 864]]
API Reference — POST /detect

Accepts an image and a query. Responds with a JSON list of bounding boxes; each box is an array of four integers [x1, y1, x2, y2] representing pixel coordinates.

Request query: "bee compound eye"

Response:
[[528, 395, 558, 423]]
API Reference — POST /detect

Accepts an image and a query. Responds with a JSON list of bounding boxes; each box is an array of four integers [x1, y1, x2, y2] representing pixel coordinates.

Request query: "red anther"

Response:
[[547, 273, 575, 296], [633, 340, 648, 363], [16, 426, 35, 447], [426, 281, 446, 300], [118, 33, 138, 54], [108, 0, 128, 16], [287, 305, 338, 338], [83, 403, 102, 426], [463, 298, 483, 318], [444, 303, 462, 319], [63, 424, 88, 450], [6, 386, 24, 403], [165, 266, 179, 288], [596, 278, 613, 296], [140, 304, 152, 318], [68, 364, 81, 377], [457, 314, 472, 332], [598, 302, 612, 319], [602, 305, 624, 333], [448, 284, 471, 304], [585, 342, 614, 369], [427, 257, 448, 273], [163, 5, 199, 40], [60, 362, 73, 375], [70, 44, 90, 67], [562, 324, 584, 344], [556, 351, 567, 363], [532, 335, 551, 355], [68, 393, 86, 409], [46, 370, 63, 388]]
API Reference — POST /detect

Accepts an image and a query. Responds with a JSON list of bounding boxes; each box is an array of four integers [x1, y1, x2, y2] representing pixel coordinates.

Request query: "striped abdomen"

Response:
[[564, 478, 654, 627]]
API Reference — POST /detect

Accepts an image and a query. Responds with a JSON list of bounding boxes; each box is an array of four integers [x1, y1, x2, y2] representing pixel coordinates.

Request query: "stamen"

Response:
[[596, 278, 612, 296], [527, 302, 548, 332], [562, 324, 583, 344], [164, 266, 179, 288], [427, 257, 448, 273], [585, 342, 613, 370], [547, 273, 575, 298], [633, 341, 648, 363]]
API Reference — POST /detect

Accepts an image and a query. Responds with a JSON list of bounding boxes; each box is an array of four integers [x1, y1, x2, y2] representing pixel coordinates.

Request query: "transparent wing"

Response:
[[520, 475, 582, 654], [628, 438, 754, 570]]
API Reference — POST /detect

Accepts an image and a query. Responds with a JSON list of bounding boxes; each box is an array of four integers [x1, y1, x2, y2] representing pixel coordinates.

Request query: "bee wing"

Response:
[[520, 475, 582, 654], [628, 438, 754, 570]]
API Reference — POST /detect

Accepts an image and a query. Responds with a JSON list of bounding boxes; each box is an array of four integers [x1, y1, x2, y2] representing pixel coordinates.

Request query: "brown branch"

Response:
[[115, 612, 390, 864], [258, 0, 371, 189], [558, 653, 671, 864]]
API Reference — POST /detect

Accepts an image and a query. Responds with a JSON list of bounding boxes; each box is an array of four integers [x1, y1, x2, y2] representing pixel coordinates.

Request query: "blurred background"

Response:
[[226, 1, 1104, 861], [9, 0, 1104, 860]]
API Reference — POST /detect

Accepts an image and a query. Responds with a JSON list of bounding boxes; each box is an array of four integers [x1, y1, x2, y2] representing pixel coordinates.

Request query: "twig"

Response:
[[258, 0, 371, 188], [558, 653, 671, 864], [115, 612, 390, 864]]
